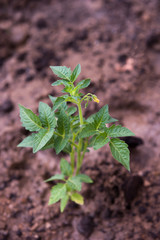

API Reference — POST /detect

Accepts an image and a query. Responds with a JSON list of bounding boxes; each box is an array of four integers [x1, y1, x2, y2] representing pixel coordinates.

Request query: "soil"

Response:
[[0, 0, 160, 239]]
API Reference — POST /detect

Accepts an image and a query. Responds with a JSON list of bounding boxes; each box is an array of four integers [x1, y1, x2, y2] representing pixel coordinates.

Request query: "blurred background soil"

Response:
[[0, 0, 160, 239]]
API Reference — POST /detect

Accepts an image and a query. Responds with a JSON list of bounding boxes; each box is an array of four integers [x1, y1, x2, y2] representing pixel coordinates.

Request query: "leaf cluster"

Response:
[[18, 64, 95, 155], [45, 158, 92, 212]]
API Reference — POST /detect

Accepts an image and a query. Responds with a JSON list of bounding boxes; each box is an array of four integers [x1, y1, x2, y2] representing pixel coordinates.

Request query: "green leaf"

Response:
[[50, 66, 72, 80], [49, 95, 57, 105], [54, 135, 70, 154], [53, 96, 66, 111], [85, 101, 89, 109], [40, 136, 54, 150], [54, 108, 70, 154], [38, 102, 56, 129], [105, 116, 118, 124], [62, 142, 72, 154], [71, 64, 81, 82], [60, 194, 69, 212], [109, 138, 130, 171], [93, 105, 116, 128], [51, 79, 70, 87], [79, 123, 97, 138], [45, 174, 65, 182], [19, 104, 42, 132], [77, 174, 93, 183], [71, 116, 80, 127], [76, 79, 90, 90], [17, 134, 35, 148], [89, 135, 97, 147], [48, 183, 66, 205], [70, 193, 84, 205], [67, 176, 82, 191], [66, 106, 77, 116], [33, 129, 53, 153], [92, 132, 110, 150], [60, 158, 72, 177], [87, 105, 118, 129], [107, 125, 135, 137], [61, 85, 73, 94]]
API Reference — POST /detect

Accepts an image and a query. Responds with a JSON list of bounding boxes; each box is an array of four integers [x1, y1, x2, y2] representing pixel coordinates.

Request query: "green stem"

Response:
[[76, 101, 84, 174], [69, 140, 78, 149], [80, 138, 88, 165], [70, 133, 76, 173], [54, 131, 62, 137], [78, 101, 84, 125], [55, 132, 78, 148]]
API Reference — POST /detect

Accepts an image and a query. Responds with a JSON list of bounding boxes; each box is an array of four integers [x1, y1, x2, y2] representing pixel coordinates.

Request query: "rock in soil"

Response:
[[9, 24, 29, 47], [77, 215, 95, 238]]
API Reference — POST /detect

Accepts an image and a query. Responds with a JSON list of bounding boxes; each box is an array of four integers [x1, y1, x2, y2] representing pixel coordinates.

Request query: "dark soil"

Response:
[[0, 0, 160, 239]]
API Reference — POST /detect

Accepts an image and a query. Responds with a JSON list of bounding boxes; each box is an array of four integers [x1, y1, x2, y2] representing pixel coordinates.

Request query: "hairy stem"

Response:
[[80, 138, 88, 166], [76, 101, 84, 174], [70, 133, 76, 173]]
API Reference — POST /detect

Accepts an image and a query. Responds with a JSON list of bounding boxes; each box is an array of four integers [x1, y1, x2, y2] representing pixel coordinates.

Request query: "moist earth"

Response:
[[0, 0, 160, 239]]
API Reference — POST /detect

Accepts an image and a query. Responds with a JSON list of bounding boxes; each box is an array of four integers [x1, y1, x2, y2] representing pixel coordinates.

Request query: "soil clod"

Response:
[[77, 215, 95, 238], [0, 99, 14, 113], [123, 175, 143, 208]]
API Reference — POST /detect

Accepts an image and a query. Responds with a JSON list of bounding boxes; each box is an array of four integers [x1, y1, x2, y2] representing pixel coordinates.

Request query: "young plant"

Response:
[[18, 64, 135, 212]]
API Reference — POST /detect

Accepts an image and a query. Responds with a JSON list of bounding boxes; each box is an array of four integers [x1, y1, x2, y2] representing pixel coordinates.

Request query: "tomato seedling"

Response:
[[18, 64, 135, 212]]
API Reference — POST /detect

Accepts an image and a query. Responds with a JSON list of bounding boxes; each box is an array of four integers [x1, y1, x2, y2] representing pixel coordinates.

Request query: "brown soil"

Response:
[[0, 0, 160, 239]]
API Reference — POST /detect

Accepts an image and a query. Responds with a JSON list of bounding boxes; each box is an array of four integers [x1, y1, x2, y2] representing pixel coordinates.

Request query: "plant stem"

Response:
[[80, 138, 88, 165], [54, 131, 62, 137], [69, 140, 78, 149], [76, 101, 84, 174], [70, 133, 76, 173], [55, 132, 78, 148]]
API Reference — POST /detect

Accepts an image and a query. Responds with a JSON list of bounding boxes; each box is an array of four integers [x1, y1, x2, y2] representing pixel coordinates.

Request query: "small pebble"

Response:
[[144, 180, 151, 187], [10, 24, 29, 46], [45, 222, 51, 229]]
